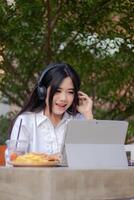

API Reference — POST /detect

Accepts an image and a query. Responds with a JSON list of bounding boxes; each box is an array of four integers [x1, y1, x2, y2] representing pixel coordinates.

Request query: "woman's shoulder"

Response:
[[14, 111, 37, 126], [16, 111, 44, 122], [17, 111, 35, 119]]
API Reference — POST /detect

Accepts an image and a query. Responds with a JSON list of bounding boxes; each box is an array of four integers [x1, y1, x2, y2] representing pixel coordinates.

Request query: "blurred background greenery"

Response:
[[0, 0, 134, 144]]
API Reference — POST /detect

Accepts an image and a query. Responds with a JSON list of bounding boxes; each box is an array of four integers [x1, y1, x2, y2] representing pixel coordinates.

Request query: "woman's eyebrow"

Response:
[[68, 88, 75, 91], [58, 87, 74, 90]]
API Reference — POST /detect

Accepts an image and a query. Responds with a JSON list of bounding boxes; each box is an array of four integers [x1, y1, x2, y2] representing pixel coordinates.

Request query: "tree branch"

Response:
[[45, 0, 52, 64], [50, 0, 63, 31], [42, 0, 64, 64]]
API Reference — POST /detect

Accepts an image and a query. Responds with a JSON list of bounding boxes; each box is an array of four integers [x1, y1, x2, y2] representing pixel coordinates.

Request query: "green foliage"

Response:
[[127, 121, 134, 138], [125, 121, 134, 144], [0, 115, 10, 145], [0, 0, 134, 142]]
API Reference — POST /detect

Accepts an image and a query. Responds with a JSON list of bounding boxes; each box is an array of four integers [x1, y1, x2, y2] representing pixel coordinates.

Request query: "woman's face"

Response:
[[46, 77, 75, 117]]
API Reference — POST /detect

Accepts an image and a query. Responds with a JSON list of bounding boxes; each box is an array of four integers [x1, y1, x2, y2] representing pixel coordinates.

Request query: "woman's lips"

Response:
[[56, 103, 67, 109]]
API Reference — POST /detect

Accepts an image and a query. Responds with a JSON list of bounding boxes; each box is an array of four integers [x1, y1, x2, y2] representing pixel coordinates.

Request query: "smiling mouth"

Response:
[[56, 103, 67, 109]]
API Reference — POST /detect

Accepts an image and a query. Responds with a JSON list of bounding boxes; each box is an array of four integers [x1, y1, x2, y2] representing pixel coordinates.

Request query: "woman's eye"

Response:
[[68, 91, 74, 94], [56, 89, 74, 94], [56, 89, 61, 93]]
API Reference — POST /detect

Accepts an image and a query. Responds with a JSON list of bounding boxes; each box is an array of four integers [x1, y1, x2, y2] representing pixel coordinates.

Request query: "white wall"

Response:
[[0, 103, 10, 116]]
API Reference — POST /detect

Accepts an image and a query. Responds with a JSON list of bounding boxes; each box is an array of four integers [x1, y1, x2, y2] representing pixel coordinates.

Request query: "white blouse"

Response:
[[10, 111, 85, 154]]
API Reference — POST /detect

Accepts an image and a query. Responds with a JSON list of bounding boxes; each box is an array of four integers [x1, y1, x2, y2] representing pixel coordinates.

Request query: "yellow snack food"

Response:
[[12, 152, 60, 165]]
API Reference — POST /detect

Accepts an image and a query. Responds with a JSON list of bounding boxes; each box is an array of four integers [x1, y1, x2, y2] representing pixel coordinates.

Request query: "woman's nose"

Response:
[[60, 92, 67, 101]]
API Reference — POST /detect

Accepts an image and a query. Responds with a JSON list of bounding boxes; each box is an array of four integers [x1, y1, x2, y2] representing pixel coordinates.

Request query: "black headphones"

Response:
[[37, 64, 64, 100]]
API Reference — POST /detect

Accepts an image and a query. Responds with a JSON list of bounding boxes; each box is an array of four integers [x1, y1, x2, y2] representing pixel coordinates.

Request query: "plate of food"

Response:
[[9, 152, 62, 167]]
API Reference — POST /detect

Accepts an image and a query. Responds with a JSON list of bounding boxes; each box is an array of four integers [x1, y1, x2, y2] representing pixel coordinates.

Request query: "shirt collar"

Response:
[[35, 111, 71, 126], [61, 112, 71, 122], [35, 111, 48, 126]]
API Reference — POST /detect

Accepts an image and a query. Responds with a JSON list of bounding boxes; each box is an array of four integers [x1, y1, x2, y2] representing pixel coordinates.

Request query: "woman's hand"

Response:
[[77, 91, 93, 120]]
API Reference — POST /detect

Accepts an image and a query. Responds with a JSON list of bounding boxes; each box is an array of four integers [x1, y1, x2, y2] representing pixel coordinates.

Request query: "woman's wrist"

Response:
[[83, 111, 93, 120]]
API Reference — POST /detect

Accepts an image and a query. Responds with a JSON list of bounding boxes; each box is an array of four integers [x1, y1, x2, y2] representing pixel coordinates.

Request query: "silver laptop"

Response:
[[63, 120, 128, 169]]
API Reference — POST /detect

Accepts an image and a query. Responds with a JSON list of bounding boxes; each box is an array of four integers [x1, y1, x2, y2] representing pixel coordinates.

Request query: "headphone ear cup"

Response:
[[37, 85, 47, 100]]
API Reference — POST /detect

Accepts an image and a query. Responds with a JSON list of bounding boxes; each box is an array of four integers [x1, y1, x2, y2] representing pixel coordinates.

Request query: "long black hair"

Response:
[[8, 63, 81, 135]]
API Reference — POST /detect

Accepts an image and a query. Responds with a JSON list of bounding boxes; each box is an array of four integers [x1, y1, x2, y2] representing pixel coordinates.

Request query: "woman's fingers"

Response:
[[78, 91, 92, 102]]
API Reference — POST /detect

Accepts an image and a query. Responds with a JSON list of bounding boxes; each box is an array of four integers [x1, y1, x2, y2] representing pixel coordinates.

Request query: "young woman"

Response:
[[9, 63, 93, 154]]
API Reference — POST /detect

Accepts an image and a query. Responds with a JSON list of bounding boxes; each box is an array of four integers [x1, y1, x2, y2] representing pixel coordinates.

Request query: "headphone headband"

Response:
[[37, 63, 65, 100], [38, 64, 56, 86]]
